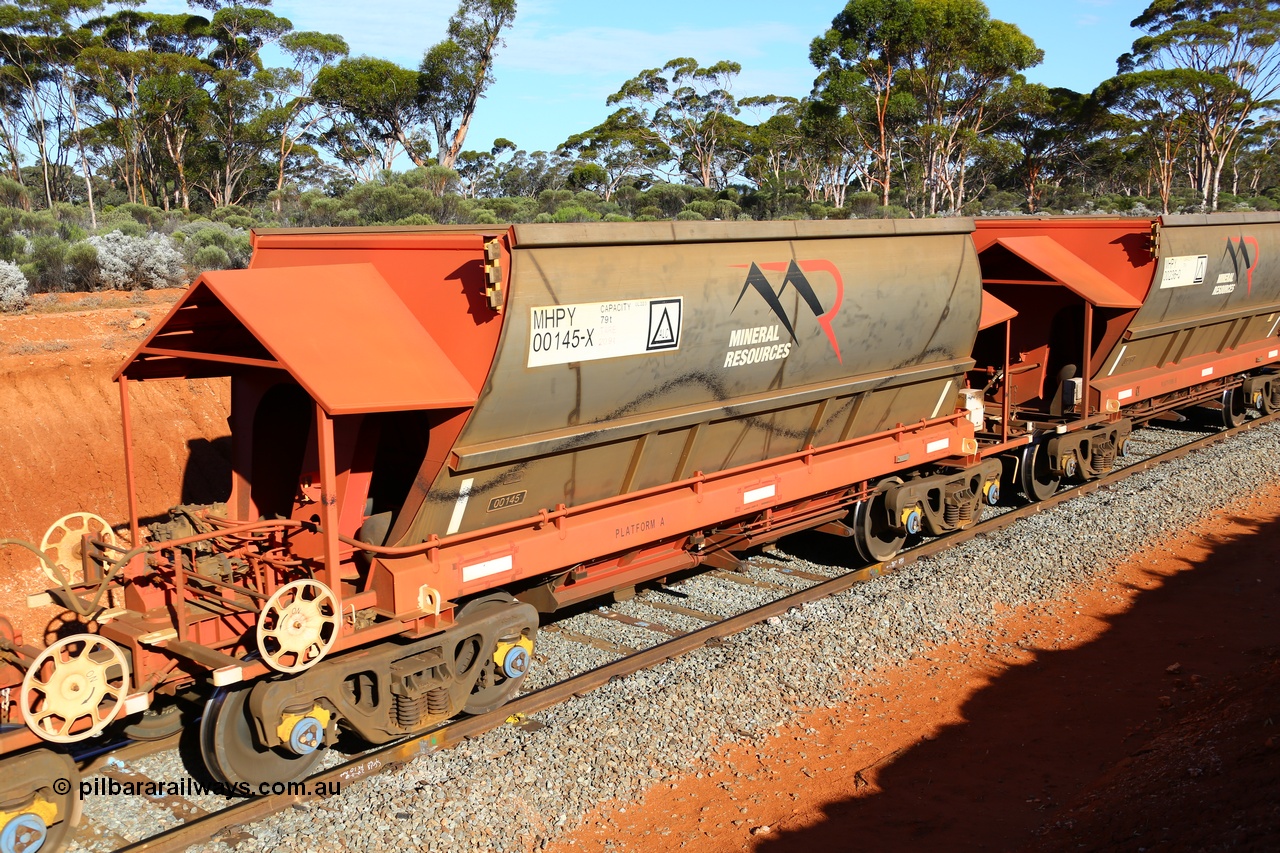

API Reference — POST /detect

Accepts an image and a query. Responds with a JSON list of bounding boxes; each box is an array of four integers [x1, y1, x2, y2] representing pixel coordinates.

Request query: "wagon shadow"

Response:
[[756, 510, 1280, 852]]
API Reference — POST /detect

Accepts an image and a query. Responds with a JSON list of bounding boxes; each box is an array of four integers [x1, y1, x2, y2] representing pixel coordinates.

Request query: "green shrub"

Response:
[[675, 209, 706, 220], [394, 214, 437, 226], [536, 189, 574, 214], [978, 190, 1023, 213], [25, 236, 70, 292], [209, 206, 251, 223], [0, 177, 29, 208], [64, 241, 99, 290], [684, 201, 717, 219], [642, 184, 689, 218], [479, 197, 537, 222], [193, 245, 232, 270], [550, 204, 601, 223], [115, 202, 168, 229], [98, 218, 146, 238], [171, 221, 252, 268]]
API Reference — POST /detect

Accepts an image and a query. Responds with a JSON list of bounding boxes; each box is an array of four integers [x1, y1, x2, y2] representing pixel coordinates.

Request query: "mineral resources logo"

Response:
[[728, 260, 844, 366], [1223, 235, 1260, 295]]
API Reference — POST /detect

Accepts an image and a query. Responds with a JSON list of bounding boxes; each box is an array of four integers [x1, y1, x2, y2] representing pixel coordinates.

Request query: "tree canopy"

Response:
[[0, 0, 1275, 300]]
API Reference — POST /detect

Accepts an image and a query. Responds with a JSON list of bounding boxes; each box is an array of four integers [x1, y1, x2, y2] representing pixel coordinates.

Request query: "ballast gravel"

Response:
[[70, 419, 1280, 853]]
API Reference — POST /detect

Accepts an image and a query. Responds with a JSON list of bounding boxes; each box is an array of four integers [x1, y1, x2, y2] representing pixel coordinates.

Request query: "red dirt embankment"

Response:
[[0, 291, 230, 637]]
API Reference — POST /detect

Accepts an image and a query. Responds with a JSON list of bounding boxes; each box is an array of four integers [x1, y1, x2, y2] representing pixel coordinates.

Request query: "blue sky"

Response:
[[149, 0, 1148, 156]]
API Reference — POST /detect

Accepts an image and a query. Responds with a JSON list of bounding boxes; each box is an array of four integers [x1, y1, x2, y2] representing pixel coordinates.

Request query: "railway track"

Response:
[[64, 411, 1276, 853]]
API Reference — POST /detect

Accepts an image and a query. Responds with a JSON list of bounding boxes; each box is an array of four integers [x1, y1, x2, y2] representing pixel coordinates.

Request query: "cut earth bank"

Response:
[[0, 290, 226, 640]]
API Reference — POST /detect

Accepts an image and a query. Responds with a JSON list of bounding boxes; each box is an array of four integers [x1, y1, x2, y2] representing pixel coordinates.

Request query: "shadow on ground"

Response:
[[757, 510, 1280, 852]]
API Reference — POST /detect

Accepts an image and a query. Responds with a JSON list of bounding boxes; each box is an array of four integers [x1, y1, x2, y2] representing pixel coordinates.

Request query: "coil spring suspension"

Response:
[[944, 489, 976, 527], [427, 686, 449, 716], [395, 693, 425, 728], [1094, 442, 1116, 473], [395, 687, 451, 728]]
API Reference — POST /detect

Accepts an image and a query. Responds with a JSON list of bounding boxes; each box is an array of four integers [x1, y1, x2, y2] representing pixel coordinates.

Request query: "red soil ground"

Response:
[[554, 485, 1280, 853]]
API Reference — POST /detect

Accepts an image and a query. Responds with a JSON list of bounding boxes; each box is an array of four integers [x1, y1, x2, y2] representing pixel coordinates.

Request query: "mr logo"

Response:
[[1224, 235, 1260, 295], [732, 260, 845, 362]]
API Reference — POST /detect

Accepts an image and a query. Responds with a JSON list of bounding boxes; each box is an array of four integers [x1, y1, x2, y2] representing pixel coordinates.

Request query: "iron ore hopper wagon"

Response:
[[1, 213, 1277, 852]]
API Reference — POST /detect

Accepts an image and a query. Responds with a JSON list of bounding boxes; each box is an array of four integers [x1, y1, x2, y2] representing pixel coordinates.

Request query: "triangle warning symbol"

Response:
[[650, 307, 675, 346]]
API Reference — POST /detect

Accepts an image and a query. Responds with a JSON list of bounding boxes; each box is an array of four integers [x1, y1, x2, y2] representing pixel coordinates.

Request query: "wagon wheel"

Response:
[[852, 478, 906, 563], [455, 593, 533, 716], [1257, 378, 1279, 415], [200, 683, 324, 787], [38, 512, 118, 586], [256, 579, 340, 674], [1222, 386, 1248, 428], [1017, 441, 1060, 503], [21, 634, 129, 744]]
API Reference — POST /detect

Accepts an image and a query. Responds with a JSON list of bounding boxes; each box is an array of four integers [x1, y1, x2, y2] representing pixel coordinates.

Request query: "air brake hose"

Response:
[[0, 538, 146, 617]]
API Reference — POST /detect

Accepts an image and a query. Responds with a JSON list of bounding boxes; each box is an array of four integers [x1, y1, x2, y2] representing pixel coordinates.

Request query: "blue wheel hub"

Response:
[[1, 813, 47, 853], [288, 717, 324, 755], [903, 508, 922, 536], [501, 645, 530, 679]]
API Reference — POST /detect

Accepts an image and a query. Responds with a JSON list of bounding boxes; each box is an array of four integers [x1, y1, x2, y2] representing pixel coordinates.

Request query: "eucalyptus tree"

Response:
[[313, 56, 431, 181], [261, 30, 348, 210], [606, 57, 746, 189], [558, 108, 670, 201], [994, 83, 1096, 212], [899, 0, 1041, 214], [0, 0, 111, 210], [0, 67, 23, 188], [797, 97, 870, 207], [419, 0, 517, 171], [188, 0, 292, 207], [737, 96, 804, 193], [1118, 0, 1280, 210], [810, 0, 922, 207], [138, 50, 214, 210], [490, 145, 570, 198], [79, 9, 211, 209], [1229, 119, 1278, 196], [1095, 72, 1199, 213], [812, 0, 1040, 215]]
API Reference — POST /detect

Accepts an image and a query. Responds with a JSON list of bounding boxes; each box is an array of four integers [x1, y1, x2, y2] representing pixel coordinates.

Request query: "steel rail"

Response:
[[111, 411, 1280, 853]]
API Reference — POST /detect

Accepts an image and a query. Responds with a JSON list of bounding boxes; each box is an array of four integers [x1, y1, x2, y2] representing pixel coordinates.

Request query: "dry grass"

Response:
[[26, 296, 140, 315], [9, 339, 71, 355]]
